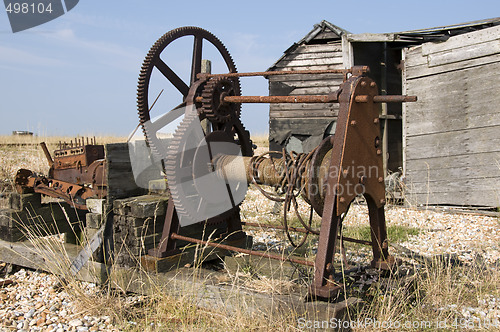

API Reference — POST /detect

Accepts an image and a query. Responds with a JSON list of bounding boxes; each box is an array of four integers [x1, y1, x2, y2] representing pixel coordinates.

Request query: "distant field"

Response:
[[0, 135, 126, 147], [0, 134, 268, 185], [0, 135, 126, 186]]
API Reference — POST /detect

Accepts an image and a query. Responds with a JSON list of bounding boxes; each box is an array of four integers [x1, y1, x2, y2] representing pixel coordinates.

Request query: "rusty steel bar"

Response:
[[355, 95, 417, 103], [170, 233, 314, 267], [197, 68, 354, 79], [225, 95, 338, 103], [195, 94, 338, 104], [195, 94, 416, 105], [241, 222, 373, 246], [40, 142, 54, 167]]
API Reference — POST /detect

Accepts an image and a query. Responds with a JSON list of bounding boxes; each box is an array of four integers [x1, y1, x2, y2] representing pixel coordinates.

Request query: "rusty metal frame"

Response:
[[143, 65, 413, 299], [309, 74, 396, 298]]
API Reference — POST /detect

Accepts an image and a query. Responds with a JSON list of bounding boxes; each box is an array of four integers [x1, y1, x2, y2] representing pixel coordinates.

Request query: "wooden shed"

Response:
[[267, 18, 500, 207]]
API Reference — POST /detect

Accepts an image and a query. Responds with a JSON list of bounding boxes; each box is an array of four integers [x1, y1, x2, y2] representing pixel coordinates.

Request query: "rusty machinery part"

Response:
[[14, 169, 102, 210], [216, 141, 342, 248], [137, 26, 241, 156], [308, 135, 334, 216], [215, 141, 354, 248], [14, 142, 107, 210], [200, 77, 241, 123], [247, 149, 316, 248], [164, 108, 252, 225]]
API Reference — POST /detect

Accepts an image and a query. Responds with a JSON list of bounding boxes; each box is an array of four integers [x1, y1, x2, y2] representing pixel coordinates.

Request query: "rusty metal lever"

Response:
[[40, 142, 54, 167]]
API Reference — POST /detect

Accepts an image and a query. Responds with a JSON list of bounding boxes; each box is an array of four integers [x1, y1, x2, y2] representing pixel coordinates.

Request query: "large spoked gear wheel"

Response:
[[136, 26, 241, 156], [201, 78, 241, 123], [164, 110, 253, 225]]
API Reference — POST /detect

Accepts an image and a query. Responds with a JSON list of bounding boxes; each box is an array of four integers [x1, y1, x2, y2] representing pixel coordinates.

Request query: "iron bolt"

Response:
[[380, 199, 386, 204], [378, 177, 384, 183], [350, 120, 357, 126], [339, 197, 346, 203], [370, 81, 376, 87], [359, 176, 367, 184], [376, 149, 382, 155], [374, 118, 379, 124], [343, 169, 349, 176], [361, 81, 367, 87]]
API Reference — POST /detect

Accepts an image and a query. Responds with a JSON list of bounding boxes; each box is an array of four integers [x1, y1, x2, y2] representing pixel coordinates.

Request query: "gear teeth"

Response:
[[136, 26, 245, 223], [136, 26, 241, 158], [200, 78, 241, 123]]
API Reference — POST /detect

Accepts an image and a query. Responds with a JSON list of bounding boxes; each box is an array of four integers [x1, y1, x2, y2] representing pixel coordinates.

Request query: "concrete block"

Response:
[[86, 213, 103, 229], [113, 195, 168, 218], [9, 193, 42, 211]]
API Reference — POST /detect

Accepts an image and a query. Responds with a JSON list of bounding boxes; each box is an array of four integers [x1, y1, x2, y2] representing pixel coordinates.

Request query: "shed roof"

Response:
[[268, 17, 500, 70]]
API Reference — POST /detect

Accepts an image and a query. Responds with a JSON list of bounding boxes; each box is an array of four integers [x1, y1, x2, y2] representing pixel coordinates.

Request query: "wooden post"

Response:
[[201, 60, 211, 133]]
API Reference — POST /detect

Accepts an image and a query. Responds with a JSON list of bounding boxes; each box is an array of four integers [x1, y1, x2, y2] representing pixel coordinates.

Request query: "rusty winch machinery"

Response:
[[13, 26, 417, 300], [135, 26, 416, 299]]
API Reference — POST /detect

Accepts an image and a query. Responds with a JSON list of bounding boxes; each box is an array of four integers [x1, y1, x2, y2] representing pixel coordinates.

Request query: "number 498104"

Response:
[[5, 2, 53, 14]]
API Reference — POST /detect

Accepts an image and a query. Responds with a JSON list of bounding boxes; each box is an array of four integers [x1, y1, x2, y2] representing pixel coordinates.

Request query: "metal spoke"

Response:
[[154, 58, 189, 97], [190, 36, 203, 85]]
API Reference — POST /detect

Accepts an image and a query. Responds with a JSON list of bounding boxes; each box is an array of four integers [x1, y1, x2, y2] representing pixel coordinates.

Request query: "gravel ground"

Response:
[[242, 187, 500, 267], [1, 187, 499, 330], [0, 269, 119, 332]]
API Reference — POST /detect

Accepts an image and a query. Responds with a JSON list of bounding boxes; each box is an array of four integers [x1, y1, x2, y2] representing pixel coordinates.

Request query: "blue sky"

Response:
[[0, 0, 499, 137]]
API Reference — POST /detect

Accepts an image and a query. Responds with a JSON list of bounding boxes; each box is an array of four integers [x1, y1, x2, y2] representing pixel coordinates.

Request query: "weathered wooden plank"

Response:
[[406, 58, 500, 90], [111, 266, 359, 323], [272, 64, 345, 71], [270, 103, 339, 111], [269, 78, 344, 88], [406, 126, 500, 160], [407, 113, 500, 137], [406, 53, 500, 79], [0, 238, 108, 283], [289, 86, 340, 95], [405, 62, 500, 136], [268, 73, 345, 82], [270, 109, 338, 118], [407, 165, 500, 185], [347, 33, 395, 42], [406, 26, 500, 69], [407, 187, 500, 209], [274, 56, 344, 68], [294, 43, 342, 54], [421, 25, 500, 56], [281, 51, 344, 61], [428, 39, 500, 67], [405, 45, 427, 68], [406, 151, 500, 170], [406, 176, 499, 194], [269, 117, 335, 137], [406, 81, 500, 112], [406, 190, 499, 207]]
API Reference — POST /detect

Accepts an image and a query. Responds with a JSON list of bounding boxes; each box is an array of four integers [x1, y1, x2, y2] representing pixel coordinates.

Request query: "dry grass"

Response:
[[0, 135, 126, 146], [2, 135, 500, 331]]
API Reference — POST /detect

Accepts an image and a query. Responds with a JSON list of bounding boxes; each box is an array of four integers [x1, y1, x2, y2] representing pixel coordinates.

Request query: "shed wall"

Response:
[[269, 42, 345, 152], [404, 25, 500, 207]]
